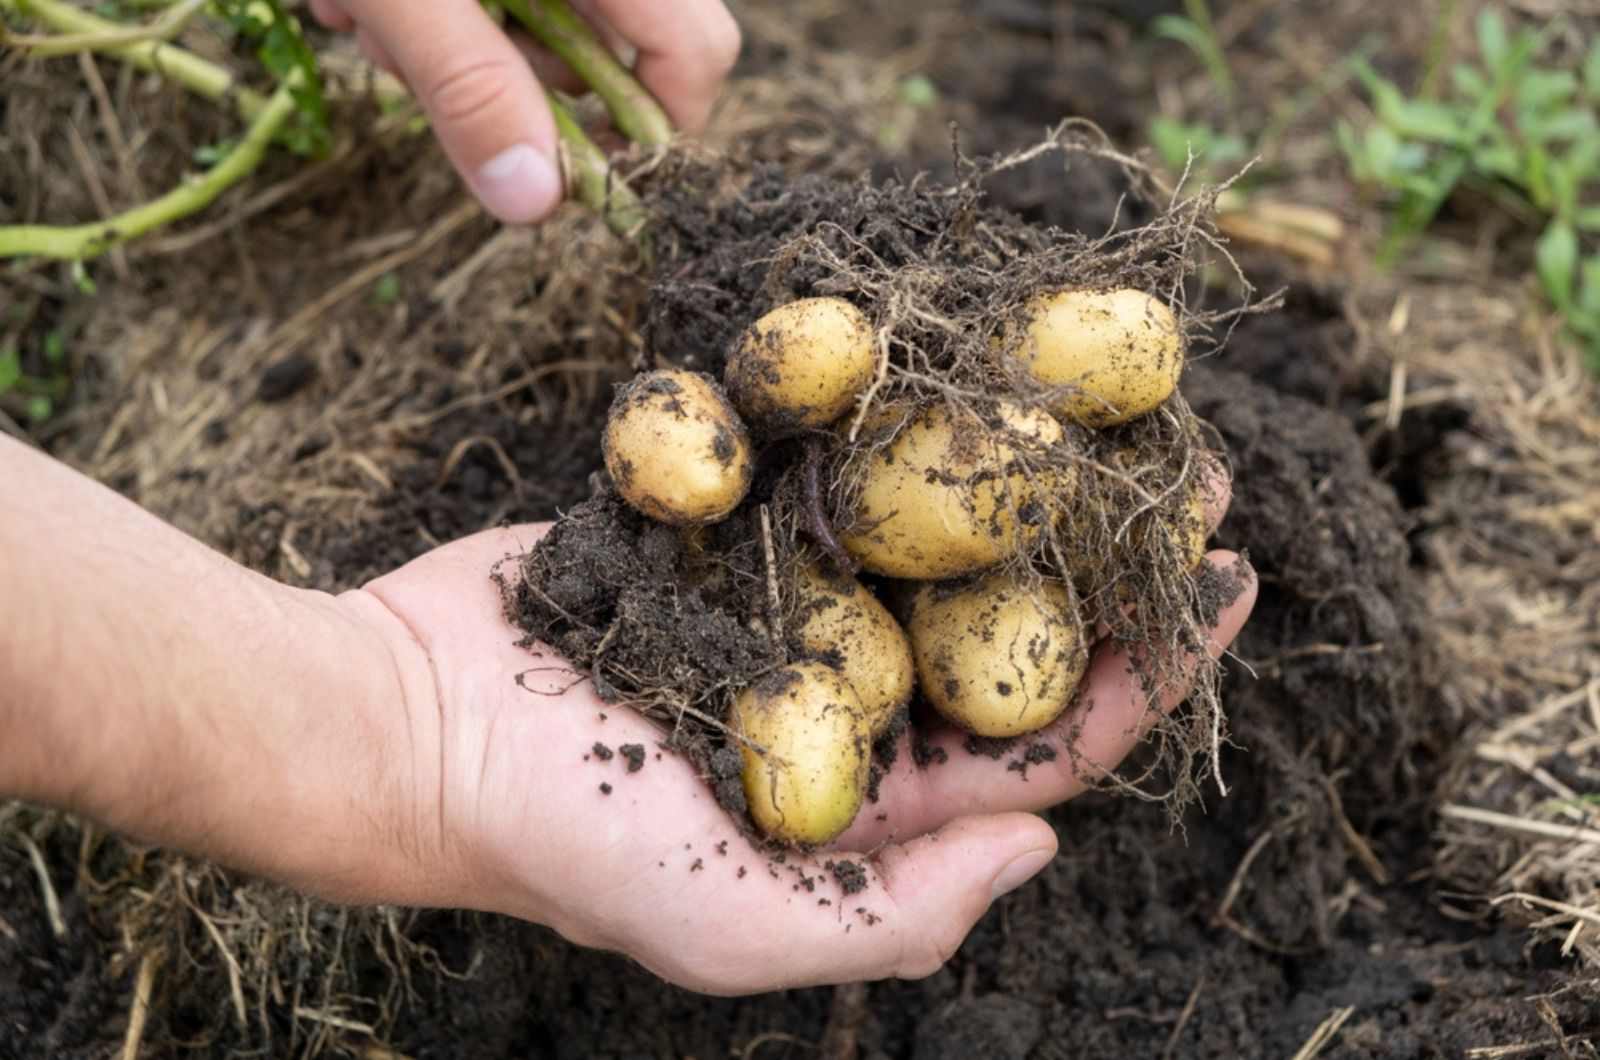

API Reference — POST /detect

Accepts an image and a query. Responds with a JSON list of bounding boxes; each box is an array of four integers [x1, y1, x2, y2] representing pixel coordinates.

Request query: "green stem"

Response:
[[0, 82, 297, 260], [2, 0, 268, 119], [548, 93, 649, 250], [496, 0, 673, 147]]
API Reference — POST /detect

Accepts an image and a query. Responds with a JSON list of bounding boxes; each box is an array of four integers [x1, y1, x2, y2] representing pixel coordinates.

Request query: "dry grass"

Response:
[[1347, 270, 1600, 966]]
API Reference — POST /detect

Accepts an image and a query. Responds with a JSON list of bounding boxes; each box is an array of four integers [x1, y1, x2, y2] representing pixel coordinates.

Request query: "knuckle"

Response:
[[425, 58, 519, 125], [899, 931, 962, 980]]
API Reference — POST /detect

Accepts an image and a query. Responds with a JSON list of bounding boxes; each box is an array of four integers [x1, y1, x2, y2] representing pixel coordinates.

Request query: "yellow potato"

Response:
[[1018, 289, 1183, 427], [841, 401, 1065, 579], [907, 575, 1089, 737], [734, 662, 871, 845], [792, 564, 914, 736], [602, 369, 753, 526], [726, 297, 876, 432]]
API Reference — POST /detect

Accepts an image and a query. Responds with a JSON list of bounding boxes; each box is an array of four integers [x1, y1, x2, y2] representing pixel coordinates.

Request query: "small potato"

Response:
[[1018, 288, 1183, 427], [792, 564, 914, 736], [726, 297, 876, 432], [734, 662, 871, 845], [603, 369, 753, 526], [841, 401, 1065, 579], [907, 575, 1088, 738]]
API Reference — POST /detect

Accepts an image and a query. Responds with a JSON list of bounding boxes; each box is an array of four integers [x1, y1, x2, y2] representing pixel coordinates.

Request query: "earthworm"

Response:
[[803, 437, 857, 574]]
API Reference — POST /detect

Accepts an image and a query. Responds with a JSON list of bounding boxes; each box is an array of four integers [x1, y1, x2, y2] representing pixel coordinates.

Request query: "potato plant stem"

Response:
[[496, 0, 673, 147], [548, 93, 649, 248], [1, 0, 269, 119], [0, 83, 297, 261]]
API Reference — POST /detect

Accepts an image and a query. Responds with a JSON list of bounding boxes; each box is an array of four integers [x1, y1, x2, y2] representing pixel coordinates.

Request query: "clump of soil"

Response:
[[503, 147, 1265, 837]]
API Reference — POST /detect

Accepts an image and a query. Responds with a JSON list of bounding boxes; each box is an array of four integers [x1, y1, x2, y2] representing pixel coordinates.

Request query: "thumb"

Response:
[[341, 0, 563, 224]]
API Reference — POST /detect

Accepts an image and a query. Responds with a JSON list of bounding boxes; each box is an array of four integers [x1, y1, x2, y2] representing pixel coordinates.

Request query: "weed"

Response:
[[1338, 11, 1600, 365]]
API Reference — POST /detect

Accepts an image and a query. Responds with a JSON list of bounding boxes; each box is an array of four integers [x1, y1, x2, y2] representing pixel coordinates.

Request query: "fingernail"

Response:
[[473, 143, 562, 225], [990, 848, 1053, 900]]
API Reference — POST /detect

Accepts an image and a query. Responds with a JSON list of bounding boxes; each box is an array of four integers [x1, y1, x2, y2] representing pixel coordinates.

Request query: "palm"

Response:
[[363, 523, 1254, 993]]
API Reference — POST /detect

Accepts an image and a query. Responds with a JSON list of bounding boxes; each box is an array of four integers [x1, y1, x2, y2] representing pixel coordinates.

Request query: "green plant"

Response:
[[1337, 11, 1600, 366], [1152, 0, 1236, 109], [0, 330, 71, 423], [0, 0, 654, 266], [1148, 115, 1249, 183]]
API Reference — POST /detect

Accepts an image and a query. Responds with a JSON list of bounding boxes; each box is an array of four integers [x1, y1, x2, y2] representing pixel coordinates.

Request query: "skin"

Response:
[[0, 434, 1254, 992], [308, 0, 742, 224]]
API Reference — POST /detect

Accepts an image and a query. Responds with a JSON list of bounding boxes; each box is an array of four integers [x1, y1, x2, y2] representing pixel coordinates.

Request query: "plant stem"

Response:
[[0, 82, 297, 261], [2, 0, 268, 119], [5, 0, 207, 58], [495, 0, 673, 147], [548, 93, 649, 248]]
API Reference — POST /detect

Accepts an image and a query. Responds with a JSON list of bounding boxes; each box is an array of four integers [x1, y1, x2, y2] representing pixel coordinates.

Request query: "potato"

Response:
[[907, 574, 1088, 737], [841, 401, 1065, 579], [792, 564, 914, 735], [1018, 288, 1183, 427], [734, 662, 871, 845], [603, 369, 753, 526], [726, 297, 876, 432]]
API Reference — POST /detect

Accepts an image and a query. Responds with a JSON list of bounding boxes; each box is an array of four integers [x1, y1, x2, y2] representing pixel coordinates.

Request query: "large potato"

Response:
[[602, 369, 753, 526], [726, 297, 876, 432], [841, 401, 1065, 579], [792, 564, 914, 736], [907, 575, 1089, 737], [734, 662, 871, 845], [1018, 288, 1183, 427]]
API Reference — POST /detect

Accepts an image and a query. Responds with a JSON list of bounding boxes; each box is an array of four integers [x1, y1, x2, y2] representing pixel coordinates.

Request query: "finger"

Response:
[[1199, 450, 1231, 533], [354, 26, 404, 84], [309, 0, 354, 31], [637, 812, 1058, 994], [338, 0, 563, 224], [840, 551, 1257, 847], [588, 0, 741, 132]]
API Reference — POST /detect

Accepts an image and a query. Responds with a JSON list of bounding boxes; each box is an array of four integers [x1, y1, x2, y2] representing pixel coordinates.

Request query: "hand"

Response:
[[308, 0, 741, 223], [341, 517, 1254, 995]]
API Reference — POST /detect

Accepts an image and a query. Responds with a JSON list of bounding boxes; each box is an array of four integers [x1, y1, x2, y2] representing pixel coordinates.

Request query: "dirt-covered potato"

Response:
[[602, 369, 753, 526], [792, 564, 914, 735], [726, 297, 876, 432], [907, 574, 1089, 737], [1018, 288, 1183, 427], [733, 662, 871, 845], [841, 401, 1065, 578]]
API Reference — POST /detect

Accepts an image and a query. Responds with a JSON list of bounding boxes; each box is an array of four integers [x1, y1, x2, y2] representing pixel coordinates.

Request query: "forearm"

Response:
[[0, 436, 441, 902]]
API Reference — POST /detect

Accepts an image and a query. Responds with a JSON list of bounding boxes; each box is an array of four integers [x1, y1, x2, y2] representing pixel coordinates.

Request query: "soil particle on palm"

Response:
[[619, 744, 646, 772]]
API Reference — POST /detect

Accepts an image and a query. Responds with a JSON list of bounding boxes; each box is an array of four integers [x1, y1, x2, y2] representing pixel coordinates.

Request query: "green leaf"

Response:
[[0, 348, 21, 393], [1524, 108, 1599, 146], [1390, 97, 1469, 145], [43, 329, 64, 364], [1573, 205, 1600, 232], [370, 272, 402, 307], [1451, 62, 1488, 101], [899, 74, 938, 109], [193, 138, 238, 166], [26, 394, 53, 422], [1547, 158, 1579, 219], [1536, 221, 1579, 311], [1585, 37, 1600, 101], [70, 260, 98, 296], [1515, 69, 1578, 116], [1476, 8, 1509, 72]]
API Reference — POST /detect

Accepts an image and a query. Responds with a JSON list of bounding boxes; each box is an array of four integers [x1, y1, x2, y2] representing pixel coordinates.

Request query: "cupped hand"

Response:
[[309, 0, 741, 223], [334, 484, 1254, 995]]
